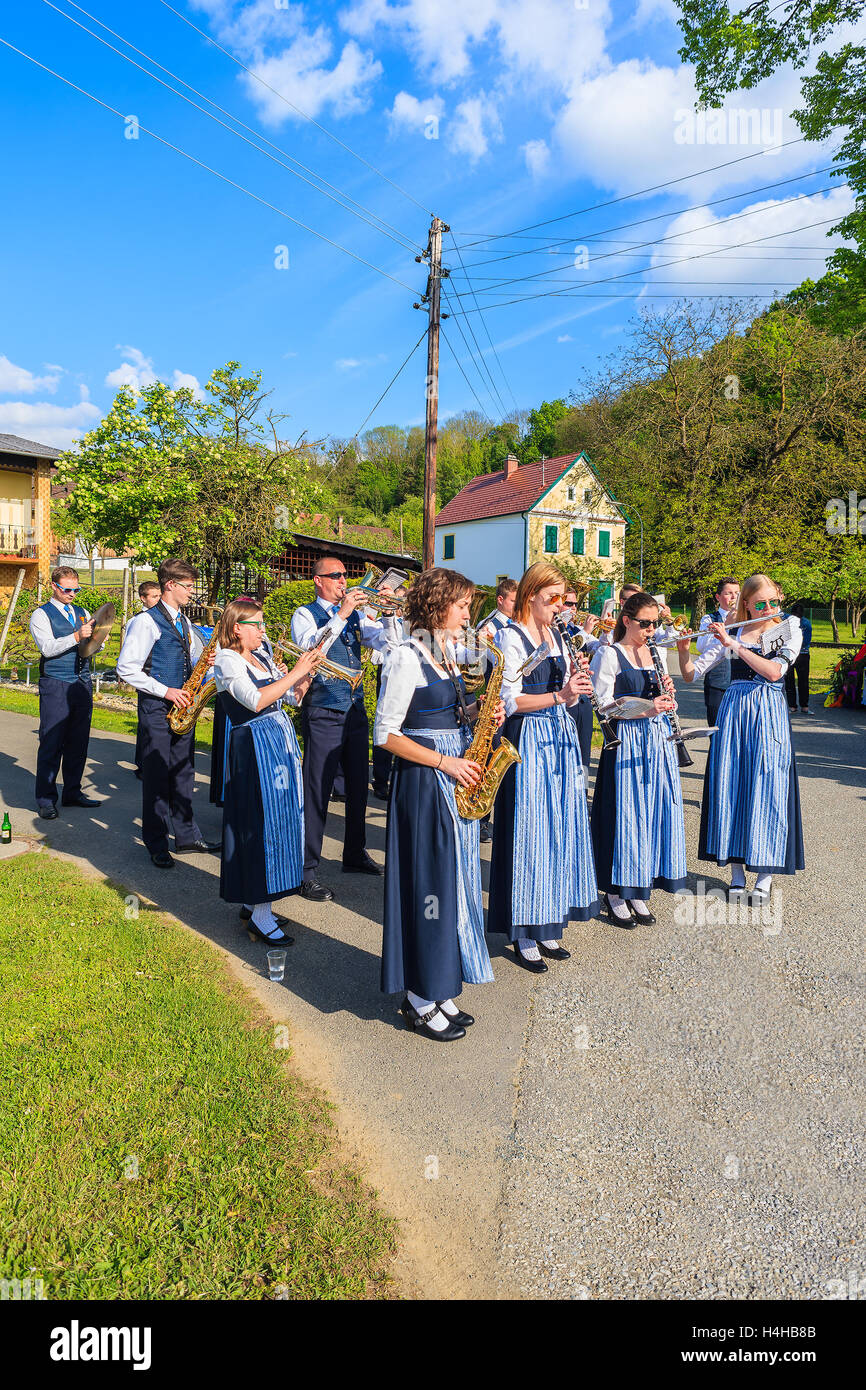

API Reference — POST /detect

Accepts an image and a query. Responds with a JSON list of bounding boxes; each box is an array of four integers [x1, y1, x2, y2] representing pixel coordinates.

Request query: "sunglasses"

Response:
[[753, 599, 781, 612], [238, 619, 266, 629], [631, 617, 661, 630], [56, 584, 81, 595], [318, 571, 347, 581]]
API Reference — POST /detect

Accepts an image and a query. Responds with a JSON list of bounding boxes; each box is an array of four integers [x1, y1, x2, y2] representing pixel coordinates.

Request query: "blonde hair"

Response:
[[733, 573, 781, 626], [217, 598, 262, 653], [514, 561, 565, 624]]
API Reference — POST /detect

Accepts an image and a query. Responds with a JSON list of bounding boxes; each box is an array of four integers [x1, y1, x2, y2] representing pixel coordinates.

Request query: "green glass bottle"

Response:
[[0, 813, 11, 845]]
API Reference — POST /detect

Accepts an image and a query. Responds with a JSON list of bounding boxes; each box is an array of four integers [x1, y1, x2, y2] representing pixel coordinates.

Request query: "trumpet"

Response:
[[272, 625, 364, 691], [352, 565, 408, 615], [552, 613, 621, 751]]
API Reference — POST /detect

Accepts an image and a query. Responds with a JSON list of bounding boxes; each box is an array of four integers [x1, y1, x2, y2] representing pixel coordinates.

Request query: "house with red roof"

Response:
[[434, 451, 626, 604]]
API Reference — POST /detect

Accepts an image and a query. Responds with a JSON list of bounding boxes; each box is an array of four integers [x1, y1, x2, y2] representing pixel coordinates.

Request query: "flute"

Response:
[[552, 614, 621, 752], [647, 633, 694, 768]]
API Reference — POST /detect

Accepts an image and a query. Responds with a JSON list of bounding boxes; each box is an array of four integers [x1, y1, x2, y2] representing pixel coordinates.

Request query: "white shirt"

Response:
[[290, 599, 396, 658], [116, 601, 204, 699], [214, 647, 299, 713], [696, 606, 731, 655], [590, 641, 668, 709], [499, 621, 576, 716], [688, 622, 802, 680], [374, 637, 473, 745], [30, 596, 92, 658]]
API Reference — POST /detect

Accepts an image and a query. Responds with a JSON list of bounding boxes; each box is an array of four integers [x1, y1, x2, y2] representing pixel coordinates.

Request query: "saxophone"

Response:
[[167, 621, 221, 734], [455, 630, 521, 820]]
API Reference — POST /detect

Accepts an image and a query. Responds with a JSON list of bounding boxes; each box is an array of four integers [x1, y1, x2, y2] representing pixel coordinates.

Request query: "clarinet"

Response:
[[647, 633, 693, 768], [553, 615, 621, 752]]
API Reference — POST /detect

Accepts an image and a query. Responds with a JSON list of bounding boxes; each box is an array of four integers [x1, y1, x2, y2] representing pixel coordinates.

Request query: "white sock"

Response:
[[731, 865, 746, 890], [754, 873, 772, 895], [407, 990, 448, 1030], [517, 938, 542, 960], [438, 998, 459, 1017], [540, 938, 561, 949], [252, 903, 282, 939], [629, 899, 652, 919], [607, 893, 633, 922]]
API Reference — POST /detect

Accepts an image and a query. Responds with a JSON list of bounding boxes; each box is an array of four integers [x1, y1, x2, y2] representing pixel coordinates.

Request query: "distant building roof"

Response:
[[435, 452, 609, 527], [0, 433, 62, 461]]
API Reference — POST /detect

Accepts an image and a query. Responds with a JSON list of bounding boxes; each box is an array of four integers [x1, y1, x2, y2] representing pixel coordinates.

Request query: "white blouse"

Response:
[[374, 638, 463, 746], [590, 641, 668, 708], [214, 647, 299, 713], [688, 621, 802, 680], [498, 622, 575, 715]]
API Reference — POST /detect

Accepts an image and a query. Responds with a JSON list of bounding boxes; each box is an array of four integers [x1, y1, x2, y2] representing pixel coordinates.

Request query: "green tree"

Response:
[[56, 363, 323, 601]]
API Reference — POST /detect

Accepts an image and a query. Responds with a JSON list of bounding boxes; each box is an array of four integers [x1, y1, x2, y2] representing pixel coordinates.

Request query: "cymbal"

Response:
[[79, 601, 116, 657]]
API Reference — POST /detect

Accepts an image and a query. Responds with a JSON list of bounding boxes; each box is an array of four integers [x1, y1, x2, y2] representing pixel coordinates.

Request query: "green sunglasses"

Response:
[[753, 599, 781, 612], [238, 619, 266, 629]]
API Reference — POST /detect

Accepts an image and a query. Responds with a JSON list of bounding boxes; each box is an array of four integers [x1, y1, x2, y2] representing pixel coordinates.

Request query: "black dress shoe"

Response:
[[246, 921, 295, 946], [342, 853, 383, 876], [479, 823, 493, 843], [37, 805, 58, 820], [371, 786, 389, 802], [150, 851, 175, 869], [538, 942, 571, 960], [61, 794, 100, 808], [174, 839, 220, 854], [331, 792, 346, 803], [301, 879, 334, 902], [437, 1001, 474, 1026], [600, 892, 637, 929], [399, 1000, 466, 1041], [627, 900, 656, 925], [509, 944, 548, 974], [239, 910, 292, 929]]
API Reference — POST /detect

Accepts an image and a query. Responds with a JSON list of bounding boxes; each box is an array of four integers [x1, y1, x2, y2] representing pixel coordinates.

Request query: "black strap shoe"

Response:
[[600, 892, 637, 929], [626, 901, 656, 924], [342, 852, 383, 876], [37, 804, 59, 820], [239, 910, 292, 929], [174, 839, 220, 854], [538, 942, 571, 960], [509, 944, 549, 974], [150, 851, 175, 869], [399, 1000, 466, 1041], [301, 880, 334, 902], [246, 921, 295, 946], [437, 1001, 474, 1026], [61, 795, 100, 808]]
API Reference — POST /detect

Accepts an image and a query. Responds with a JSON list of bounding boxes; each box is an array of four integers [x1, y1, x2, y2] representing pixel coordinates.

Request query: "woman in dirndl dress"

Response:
[[488, 562, 599, 973], [590, 591, 687, 928], [376, 568, 502, 1042], [214, 599, 322, 946], [678, 572, 804, 903]]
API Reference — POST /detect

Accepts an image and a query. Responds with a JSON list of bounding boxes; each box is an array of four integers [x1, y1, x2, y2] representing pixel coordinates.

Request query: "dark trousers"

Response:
[[704, 682, 727, 727], [371, 665, 393, 792], [785, 652, 811, 710], [134, 693, 145, 773], [568, 695, 593, 779], [301, 702, 368, 875], [138, 694, 201, 855], [35, 675, 93, 805]]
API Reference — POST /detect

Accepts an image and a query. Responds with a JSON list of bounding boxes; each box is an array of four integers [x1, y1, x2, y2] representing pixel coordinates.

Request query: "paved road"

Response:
[[1, 681, 863, 1299]]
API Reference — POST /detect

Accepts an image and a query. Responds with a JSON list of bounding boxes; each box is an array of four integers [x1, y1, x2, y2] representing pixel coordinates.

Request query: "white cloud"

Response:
[[0, 400, 101, 449], [105, 346, 157, 391], [172, 370, 203, 397], [335, 354, 387, 370], [557, 334, 573, 342], [387, 90, 445, 135], [522, 139, 550, 179], [0, 355, 60, 396], [450, 94, 502, 163], [240, 28, 382, 125]]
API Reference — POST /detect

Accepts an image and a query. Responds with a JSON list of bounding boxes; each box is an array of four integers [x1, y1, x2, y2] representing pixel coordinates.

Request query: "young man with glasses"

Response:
[[696, 577, 740, 728], [290, 556, 396, 901], [117, 557, 218, 868], [29, 566, 103, 818]]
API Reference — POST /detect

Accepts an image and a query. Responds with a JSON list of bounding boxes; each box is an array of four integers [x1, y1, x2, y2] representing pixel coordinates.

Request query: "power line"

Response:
[[0, 36, 419, 295], [448, 232, 520, 415], [351, 329, 429, 439], [439, 326, 497, 427], [42, 0, 420, 255], [457, 165, 846, 270], [157, 0, 434, 217], [440, 285, 507, 421], [451, 135, 821, 246]]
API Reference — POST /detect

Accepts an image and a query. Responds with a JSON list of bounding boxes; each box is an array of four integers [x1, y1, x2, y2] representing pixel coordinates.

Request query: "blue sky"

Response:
[[0, 0, 858, 450]]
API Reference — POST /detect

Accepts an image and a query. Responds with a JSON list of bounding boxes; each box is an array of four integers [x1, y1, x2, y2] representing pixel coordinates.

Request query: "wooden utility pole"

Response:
[[419, 216, 448, 570]]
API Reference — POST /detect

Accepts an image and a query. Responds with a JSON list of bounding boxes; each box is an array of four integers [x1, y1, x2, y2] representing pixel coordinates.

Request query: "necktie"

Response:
[[64, 605, 75, 626], [175, 615, 184, 637]]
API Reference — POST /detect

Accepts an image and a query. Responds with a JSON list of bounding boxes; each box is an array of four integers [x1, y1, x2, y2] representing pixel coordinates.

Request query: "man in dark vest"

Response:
[[290, 556, 395, 901], [117, 557, 218, 868], [29, 565, 103, 819], [695, 577, 739, 727], [131, 579, 162, 780]]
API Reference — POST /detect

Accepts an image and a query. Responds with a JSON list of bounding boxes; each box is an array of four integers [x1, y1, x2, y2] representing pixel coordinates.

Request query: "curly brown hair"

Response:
[[404, 567, 474, 634]]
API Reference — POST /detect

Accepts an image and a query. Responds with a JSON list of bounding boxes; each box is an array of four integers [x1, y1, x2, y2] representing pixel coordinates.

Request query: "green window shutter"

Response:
[[598, 529, 610, 558], [544, 524, 558, 553], [572, 527, 585, 556], [443, 534, 454, 560]]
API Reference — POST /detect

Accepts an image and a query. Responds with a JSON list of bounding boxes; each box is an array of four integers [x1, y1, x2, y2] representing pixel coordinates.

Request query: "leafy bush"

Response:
[[73, 585, 125, 614], [262, 581, 316, 635]]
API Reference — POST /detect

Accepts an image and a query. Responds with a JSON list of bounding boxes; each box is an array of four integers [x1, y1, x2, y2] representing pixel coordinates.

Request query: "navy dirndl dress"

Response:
[[590, 646, 688, 899], [698, 649, 804, 874], [487, 627, 599, 942], [381, 659, 492, 1001], [219, 665, 304, 906]]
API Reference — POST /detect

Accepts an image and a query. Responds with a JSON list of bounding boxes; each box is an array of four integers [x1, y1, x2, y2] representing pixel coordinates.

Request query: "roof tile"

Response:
[[435, 453, 584, 526]]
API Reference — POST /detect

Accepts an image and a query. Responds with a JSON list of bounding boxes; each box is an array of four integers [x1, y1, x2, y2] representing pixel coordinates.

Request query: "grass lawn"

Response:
[[0, 853, 396, 1299], [0, 687, 214, 752]]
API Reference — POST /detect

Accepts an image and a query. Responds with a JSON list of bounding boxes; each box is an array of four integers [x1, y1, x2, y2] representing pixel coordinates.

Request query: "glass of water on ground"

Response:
[[266, 949, 287, 982]]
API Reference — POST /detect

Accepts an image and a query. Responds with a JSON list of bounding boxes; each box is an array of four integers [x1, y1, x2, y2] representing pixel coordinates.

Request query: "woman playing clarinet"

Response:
[[488, 562, 599, 972], [375, 569, 500, 1041], [678, 573, 804, 903], [214, 599, 322, 945], [590, 590, 688, 928]]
